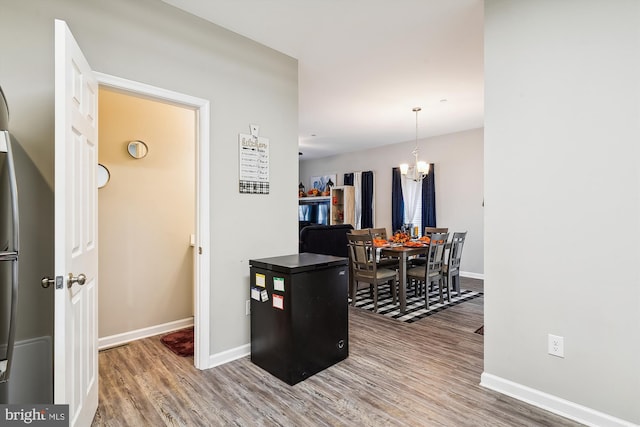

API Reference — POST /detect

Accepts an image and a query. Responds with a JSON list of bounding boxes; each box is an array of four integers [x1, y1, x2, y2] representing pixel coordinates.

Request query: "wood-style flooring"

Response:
[[92, 278, 582, 426]]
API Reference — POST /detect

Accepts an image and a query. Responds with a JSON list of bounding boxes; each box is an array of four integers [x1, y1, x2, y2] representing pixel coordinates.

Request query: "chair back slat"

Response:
[[447, 232, 467, 270]]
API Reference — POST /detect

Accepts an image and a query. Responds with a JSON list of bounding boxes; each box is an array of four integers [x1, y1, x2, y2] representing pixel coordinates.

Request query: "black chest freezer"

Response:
[[249, 253, 349, 385]]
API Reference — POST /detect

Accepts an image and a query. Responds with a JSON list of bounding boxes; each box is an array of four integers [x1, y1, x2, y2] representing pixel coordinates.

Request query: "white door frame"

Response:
[[95, 72, 211, 369]]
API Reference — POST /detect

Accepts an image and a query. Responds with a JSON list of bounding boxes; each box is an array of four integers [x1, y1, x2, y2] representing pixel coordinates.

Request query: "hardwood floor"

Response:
[[93, 278, 581, 426]]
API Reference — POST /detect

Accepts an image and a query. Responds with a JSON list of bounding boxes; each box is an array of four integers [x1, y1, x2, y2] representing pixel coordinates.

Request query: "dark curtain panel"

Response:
[[421, 163, 436, 228], [343, 173, 354, 186], [391, 167, 404, 233], [361, 171, 374, 228]]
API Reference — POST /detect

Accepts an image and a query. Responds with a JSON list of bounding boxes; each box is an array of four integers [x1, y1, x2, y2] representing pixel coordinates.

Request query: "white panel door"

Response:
[[54, 19, 99, 427]]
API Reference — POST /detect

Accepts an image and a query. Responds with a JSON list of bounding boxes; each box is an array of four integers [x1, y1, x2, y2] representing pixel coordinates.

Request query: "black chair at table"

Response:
[[406, 232, 449, 309], [444, 231, 466, 297], [347, 233, 398, 312]]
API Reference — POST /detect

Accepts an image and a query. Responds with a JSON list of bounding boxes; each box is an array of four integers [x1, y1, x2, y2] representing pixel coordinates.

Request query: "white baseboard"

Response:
[[461, 271, 484, 280], [98, 317, 194, 350], [206, 344, 250, 369], [480, 373, 638, 427]]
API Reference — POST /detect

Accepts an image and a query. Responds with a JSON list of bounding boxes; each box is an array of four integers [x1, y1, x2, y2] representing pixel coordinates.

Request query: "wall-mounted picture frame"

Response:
[[309, 174, 336, 193]]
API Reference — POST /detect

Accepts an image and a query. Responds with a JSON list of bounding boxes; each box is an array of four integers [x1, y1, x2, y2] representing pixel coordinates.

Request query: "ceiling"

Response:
[[161, 0, 484, 159]]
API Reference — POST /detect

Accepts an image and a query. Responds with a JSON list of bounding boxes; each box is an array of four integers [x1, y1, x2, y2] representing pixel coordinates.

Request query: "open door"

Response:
[[54, 19, 99, 426]]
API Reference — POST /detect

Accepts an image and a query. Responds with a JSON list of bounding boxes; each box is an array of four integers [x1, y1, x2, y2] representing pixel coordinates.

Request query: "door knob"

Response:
[[41, 277, 54, 288], [67, 273, 87, 288]]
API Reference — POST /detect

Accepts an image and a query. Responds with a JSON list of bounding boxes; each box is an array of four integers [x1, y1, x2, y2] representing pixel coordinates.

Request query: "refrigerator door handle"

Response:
[[0, 259, 18, 384], [0, 132, 19, 388], [1, 131, 19, 251]]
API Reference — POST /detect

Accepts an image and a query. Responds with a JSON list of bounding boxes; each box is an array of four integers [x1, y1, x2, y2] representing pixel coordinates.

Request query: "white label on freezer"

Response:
[[261, 289, 269, 302], [255, 273, 266, 288], [251, 288, 261, 301]]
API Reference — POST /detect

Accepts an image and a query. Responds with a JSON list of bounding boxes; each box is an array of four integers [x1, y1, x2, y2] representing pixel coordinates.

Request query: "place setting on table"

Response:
[[349, 228, 482, 323]]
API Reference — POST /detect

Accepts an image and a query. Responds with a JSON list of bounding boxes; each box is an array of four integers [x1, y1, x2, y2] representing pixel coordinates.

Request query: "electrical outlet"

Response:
[[548, 334, 564, 358], [246, 300, 251, 316]]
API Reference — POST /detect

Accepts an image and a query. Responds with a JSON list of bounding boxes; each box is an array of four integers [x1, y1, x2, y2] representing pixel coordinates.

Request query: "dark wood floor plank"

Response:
[[93, 278, 582, 426]]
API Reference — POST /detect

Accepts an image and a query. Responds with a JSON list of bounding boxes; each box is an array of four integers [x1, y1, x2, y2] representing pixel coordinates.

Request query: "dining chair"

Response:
[[411, 227, 449, 267], [406, 232, 449, 309], [347, 233, 398, 312], [369, 227, 400, 270], [348, 229, 371, 236], [346, 229, 377, 302], [444, 231, 466, 297], [423, 227, 449, 237], [349, 228, 398, 268], [369, 227, 389, 239]]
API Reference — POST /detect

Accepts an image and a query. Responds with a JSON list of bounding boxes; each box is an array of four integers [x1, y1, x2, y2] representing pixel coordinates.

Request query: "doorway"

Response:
[[95, 73, 211, 369]]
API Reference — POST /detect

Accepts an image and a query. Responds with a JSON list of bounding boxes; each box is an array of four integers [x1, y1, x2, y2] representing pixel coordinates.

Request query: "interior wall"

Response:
[[0, 0, 298, 356], [6, 139, 53, 404], [97, 87, 194, 338], [8, 142, 54, 343], [299, 128, 484, 275], [484, 0, 640, 424]]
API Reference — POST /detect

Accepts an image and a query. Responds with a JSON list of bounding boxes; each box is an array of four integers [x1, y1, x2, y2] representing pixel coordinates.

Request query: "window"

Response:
[[401, 178, 422, 236]]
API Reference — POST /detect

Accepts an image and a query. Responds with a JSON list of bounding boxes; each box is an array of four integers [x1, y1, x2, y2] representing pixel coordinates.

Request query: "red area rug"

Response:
[[160, 327, 194, 357]]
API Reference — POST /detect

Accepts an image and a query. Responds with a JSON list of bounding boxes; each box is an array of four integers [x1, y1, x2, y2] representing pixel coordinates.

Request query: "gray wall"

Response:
[[0, 0, 298, 363], [1, 135, 54, 403], [9, 141, 53, 343], [300, 128, 484, 276], [484, 0, 639, 424]]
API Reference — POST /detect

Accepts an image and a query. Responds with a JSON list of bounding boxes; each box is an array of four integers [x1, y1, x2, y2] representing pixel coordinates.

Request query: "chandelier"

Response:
[[400, 107, 429, 182]]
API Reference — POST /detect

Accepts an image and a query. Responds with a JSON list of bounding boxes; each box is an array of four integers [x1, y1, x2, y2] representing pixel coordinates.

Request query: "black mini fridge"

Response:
[[249, 253, 348, 385]]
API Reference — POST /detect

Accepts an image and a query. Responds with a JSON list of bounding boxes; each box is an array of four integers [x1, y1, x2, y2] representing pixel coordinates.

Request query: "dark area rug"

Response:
[[353, 287, 482, 323], [161, 327, 194, 357]]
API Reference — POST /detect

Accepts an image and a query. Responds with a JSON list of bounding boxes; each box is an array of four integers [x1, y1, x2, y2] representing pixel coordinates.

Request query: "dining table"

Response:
[[379, 241, 452, 314], [379, 245, 425, 314]]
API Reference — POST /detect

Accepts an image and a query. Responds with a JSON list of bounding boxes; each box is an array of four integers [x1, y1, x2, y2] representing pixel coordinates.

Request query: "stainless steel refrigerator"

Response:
[[0, 85, 19, 404]]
